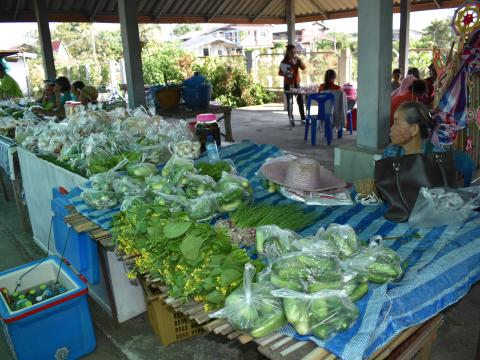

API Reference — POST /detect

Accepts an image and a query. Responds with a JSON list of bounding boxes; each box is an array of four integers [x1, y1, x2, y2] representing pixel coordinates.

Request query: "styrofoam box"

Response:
[[0, 256, 96, 360]]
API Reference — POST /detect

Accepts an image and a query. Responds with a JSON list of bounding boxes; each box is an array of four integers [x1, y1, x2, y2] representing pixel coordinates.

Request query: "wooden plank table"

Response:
[[157, 104, 234, 142]]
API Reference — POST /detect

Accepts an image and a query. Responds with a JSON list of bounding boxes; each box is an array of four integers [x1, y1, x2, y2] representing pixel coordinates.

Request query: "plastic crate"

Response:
[[144, 286, 204, 346], [0, 256, 96, 360], [51, 188, 100, 284]]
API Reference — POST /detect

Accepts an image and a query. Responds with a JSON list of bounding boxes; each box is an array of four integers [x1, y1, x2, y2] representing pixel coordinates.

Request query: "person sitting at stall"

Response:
[[407, 67, 420, 79], [71, 80, 85, 101], [384, 101, 443, 158], [391, 68, 402, 92], [33, 76, 72, 119], [390, 76, 426, 126], [0, 63, 22, 99], [278, 44, 307, 124], [78, 86, 99, 106], [318, 69, 342, 91], [36, 80, 56, 110], [420, 64, 437, 107]]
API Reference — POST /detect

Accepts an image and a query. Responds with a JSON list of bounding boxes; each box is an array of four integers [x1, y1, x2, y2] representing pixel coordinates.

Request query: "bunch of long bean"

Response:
[[230, 202, 318, 231]]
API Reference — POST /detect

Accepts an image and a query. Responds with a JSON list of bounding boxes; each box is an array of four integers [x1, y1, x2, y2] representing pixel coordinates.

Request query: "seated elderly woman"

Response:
[[384, 101, 442, 158]]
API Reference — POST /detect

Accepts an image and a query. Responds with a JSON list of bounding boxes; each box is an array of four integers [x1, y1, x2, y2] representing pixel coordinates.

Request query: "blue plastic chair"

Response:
[[305, 93, 335, 145], [454, 151, 475, 187]]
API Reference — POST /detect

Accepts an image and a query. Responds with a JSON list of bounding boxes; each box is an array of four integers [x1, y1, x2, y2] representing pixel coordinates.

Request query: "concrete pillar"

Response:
[[245, 50, 253, 74], [333, 0, 392, 182], [286, 0, 295, 45], [399, 0, 411, 75], [357, 0, 392, 149], [34, 0, 56, 81], [109, 60, 118, 89], [118, 0, 145, 108], [338, 48, 352, 85]]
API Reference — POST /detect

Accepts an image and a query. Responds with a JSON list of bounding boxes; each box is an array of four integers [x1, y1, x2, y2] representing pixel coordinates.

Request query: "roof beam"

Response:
[[90, 0, 108, 21], [13, 0, 26, 21], [251, 0, 281, 23], [433, 0, 442, 8], [154, 0, 176, 22], [307, 0, 328, 20], [207, 1, 231, 22]]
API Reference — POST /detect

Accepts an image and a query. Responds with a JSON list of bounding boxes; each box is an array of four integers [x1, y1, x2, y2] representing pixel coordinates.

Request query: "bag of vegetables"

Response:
[[256, 225, 299, 256], [81, 188, 118, 210], [186, 191, 220, 221], [162, 155, 196, 185], [195, 159, 236, 182], [342, 243, 402, 284], [216, 172, 252, 212], [179, 172, 216, 198], [90, 170, 121, 192], [271, 289, 359, 339], [270, 251, 342, 293], [127, 162, 158, 178], [317, 224, 359, 259], [211, 263, 287, 338]]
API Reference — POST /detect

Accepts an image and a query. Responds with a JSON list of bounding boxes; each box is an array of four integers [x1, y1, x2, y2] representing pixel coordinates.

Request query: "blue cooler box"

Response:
[[0, 256, 96, 360], [52, 188, 100, 284]]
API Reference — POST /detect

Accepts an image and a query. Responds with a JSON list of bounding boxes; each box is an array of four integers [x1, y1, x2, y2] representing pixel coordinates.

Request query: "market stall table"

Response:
[[16, 147, 146, 324], [64, 141, 480, 359], [157, 104, 234, 142]]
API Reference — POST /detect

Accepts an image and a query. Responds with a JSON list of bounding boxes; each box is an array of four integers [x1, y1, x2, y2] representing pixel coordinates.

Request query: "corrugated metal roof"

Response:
[[0, 0, 465, 23]]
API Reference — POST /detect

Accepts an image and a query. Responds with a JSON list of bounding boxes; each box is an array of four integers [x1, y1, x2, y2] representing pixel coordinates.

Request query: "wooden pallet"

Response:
[[63, 206, 114, 247], [204, 315, 444, 360]]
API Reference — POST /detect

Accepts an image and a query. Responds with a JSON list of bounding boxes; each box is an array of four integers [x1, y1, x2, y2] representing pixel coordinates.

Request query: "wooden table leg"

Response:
[[224, 110, 234, 142], [98, 245, 120, 328]]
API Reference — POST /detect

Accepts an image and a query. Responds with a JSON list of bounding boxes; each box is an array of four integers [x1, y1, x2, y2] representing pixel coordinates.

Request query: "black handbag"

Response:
[[374, 150, 457, 222]]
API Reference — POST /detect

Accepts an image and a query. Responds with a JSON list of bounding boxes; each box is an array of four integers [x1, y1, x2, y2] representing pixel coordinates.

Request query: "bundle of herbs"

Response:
[[113, 202, 263, 310], [216, 202, 319, 246]]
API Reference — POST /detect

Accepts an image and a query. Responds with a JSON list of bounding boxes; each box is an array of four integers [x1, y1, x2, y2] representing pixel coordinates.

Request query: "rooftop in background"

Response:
[[0, 0, 465, 24]]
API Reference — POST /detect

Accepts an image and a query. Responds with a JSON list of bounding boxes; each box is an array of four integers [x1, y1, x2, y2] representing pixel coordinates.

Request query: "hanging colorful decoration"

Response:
[[451, 1, 480, 36], [431, 2, 480, 147]]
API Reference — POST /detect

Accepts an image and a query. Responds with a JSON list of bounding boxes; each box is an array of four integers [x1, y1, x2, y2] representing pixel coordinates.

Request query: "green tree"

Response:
[[173, 24, 202, 36], [417, 19, 454, 49]]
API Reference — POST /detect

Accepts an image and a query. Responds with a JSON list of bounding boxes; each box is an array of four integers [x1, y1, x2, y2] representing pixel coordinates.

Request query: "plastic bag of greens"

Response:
[[127, 162, 158, 178], [90, 170, 120, 192], [217, 172, 252, 194], [317, 224, 359, 259], [81, 188, 118, 210], [342, 242, 402, 284], [210, 263, 287, 338], [195, 159, 236, 182], [179, 172, 216, 198], [217, 180, 251, 212], [256, 225, 299, 256], [171, 140, 201, 159], [186, 191, 220, 221], [161, 155, 195, 185], [271, 289, 359, 338], [112, 176, 145, 197], [154, 192, 188, 212], [270, 251, 342, 293]]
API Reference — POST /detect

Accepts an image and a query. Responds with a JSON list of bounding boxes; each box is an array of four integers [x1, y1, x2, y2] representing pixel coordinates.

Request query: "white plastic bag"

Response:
[[409, 187, 480, 228]]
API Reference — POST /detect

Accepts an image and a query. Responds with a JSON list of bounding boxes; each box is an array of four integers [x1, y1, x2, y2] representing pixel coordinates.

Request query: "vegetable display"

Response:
[[213, 263, 287, 338]]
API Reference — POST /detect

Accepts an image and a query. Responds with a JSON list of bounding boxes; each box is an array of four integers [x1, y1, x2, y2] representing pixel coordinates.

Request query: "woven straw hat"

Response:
[[260, 157, 346, 192]]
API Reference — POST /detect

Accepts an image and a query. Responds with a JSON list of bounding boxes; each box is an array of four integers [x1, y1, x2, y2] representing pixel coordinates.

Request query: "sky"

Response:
[[0, 8, 456, 49]]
